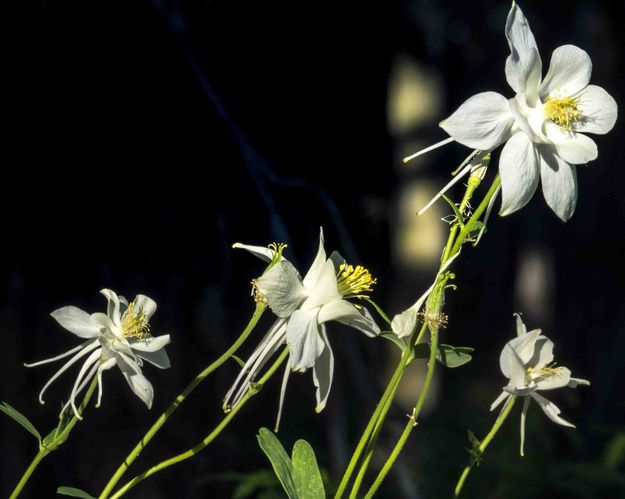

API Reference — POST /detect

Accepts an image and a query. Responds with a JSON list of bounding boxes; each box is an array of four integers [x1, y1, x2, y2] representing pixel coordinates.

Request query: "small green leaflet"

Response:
[[257, 428, 325, 499], [57, 486, 96, 498], [257, 428, 298, 498], [0, 402, 42, 442], [412, 344, 474, 368], [292, 440, 324, 499]]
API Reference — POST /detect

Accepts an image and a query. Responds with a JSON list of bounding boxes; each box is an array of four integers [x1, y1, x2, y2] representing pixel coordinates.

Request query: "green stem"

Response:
[[109, 347, 289, 499], [449, 175, 501, 259], [454, 395, 517, 497], [334, 344, 413, 498], [9, 447, 49, 499], [99, 303, 266, 499], [364, 324, 440, 499], [10, 376, 98, 498], [338, 173, 502, 497]]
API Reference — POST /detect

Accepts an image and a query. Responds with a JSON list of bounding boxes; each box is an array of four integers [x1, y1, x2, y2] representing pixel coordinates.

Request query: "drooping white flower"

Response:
[[25, 289, 171, 418], [224, 229, 380, 429], [407, 2, 617, 221], [490, 314, 589, 456]]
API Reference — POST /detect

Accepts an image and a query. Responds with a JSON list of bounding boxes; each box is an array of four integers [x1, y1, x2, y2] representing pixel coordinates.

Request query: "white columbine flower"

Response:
[[408, 2, 617, 221], [224, 229, 380, 429], [26, 289, 171, 418], [490, 314, 589, 456]]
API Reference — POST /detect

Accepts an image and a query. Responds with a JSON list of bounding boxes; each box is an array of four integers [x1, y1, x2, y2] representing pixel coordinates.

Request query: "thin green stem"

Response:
[[9, 447, 49, 499], [449, 175, 501, 258], [10, 376, 98, 498], [364, 324, 440, 499], [334, 344, 413, 498], [109, 347, 289, 499], [99, 303, 266, 499], [454, 395, 517, 497]]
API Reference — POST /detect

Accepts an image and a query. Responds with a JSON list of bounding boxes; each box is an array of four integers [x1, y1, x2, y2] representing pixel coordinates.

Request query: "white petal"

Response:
[[508, 328, 543, 364], [440, 92, 513, 150], [232, 243, 282, 263], [100, 289, 122, 325], [136, 349, 171, 369], [530, 392, 575, 428], [69, 349, 102, 418], [336, 305, 380, 337], [329, 251, 347, 272], [130, 334, 170, 353], [568, 377, 590, 388], [490, 391, 509, 412], [540, 45, 592, 98], [116, 354, 154, 409], [223, 319, 287, 409], [514, 313, 527, 337], [520, 396, 531, 456], [538, 148, 578, 221], [313, 325, 334, 413], [545, 123, 598, 164], [535, 367, 571, 390], [505, 2, 542, 101], [255, 260, 306, 318], [286, 309, 325, 371], [499, 132, 540, 216], [574, 85, 618, 135], [90, 312, 116, 332], [318, 300, 380, 337], [33, 341, 101, 403], [301, 260, 341, 311], [499, 343, 528, 388], [532, 337, 555, 369], [132, 295, 157, 322], [317, 299, 360, 324], [302, 227, 327, 290], [50, 306, 101, 339], [275, 359, 292, 432]]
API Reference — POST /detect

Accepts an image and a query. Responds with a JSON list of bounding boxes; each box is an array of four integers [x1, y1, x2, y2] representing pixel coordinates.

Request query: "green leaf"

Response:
[[0, 402, 42, 442], [257, 428, 298, 499], [57, 486, 96, 498], [411, 344, 474, 368], [231, 355, 246, 368], [292, 440, 325, 499], [380, 331, 407, 352], [437, 344, 474, 368]]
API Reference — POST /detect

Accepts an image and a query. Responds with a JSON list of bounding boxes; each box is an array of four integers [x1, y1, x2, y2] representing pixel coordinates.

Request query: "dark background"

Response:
[[3, 0, 625, 497]]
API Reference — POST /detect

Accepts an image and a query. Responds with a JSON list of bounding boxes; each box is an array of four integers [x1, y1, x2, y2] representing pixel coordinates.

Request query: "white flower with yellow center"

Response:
[[490, 314, 589, 456], [26, 289, 171, 418], [407, 2, 617, 221], [224, 229, 380, 429]]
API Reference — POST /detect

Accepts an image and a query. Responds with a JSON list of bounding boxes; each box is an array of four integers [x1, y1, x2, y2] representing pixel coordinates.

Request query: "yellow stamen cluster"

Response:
[[120, 301, 151, 339], [526, 362, 559, 383], [336, 264, 377, 299], [544, 95, 582, 131]]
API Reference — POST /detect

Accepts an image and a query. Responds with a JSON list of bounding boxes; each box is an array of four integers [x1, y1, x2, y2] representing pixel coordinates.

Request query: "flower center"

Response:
[[120, 301, 151, 339], [268, 242, 288, 266], [336, 264, 377, 299], [526, 363, 558, 384], [543, 94, 581, 131]]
